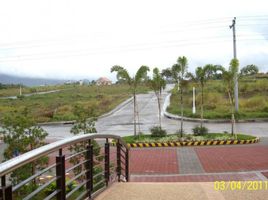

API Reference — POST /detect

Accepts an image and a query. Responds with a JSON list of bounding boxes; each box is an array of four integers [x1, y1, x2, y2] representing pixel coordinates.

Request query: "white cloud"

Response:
[[0, 0, 268, 81]]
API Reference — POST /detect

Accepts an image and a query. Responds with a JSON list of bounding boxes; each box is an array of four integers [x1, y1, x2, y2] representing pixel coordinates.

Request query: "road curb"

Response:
[[127, 137, 259, 148], [38, 121, 75, 126], [38, 96, 134, 126], [98, 97, 133, 119]]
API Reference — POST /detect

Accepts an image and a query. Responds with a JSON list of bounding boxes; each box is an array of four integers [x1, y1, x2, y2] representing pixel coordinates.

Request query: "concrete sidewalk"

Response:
[[95, 182, 268, 200]]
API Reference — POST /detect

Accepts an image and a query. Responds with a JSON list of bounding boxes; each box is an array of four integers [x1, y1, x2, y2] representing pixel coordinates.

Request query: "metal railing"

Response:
[[0, 134, 129, 200]]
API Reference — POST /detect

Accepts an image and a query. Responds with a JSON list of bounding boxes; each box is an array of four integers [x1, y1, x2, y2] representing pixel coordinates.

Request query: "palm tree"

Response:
[[149, 67, 166, 128], [194, 64, 216, 128], [161, 68, 173, 83], [171, 56, 189, 137], [221, 58, 239, 136], [111, 65, 150, 136]]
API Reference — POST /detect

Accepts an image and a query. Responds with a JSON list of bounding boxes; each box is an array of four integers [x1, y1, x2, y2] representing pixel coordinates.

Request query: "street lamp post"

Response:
[[192, 87, 196, 114]]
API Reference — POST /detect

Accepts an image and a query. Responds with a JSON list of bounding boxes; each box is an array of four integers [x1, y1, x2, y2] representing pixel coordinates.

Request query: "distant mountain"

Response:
[[0, 74, 66, 86]]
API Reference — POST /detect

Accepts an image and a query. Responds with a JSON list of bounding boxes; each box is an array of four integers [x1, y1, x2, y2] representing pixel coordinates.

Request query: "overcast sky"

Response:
[[0, 0, 268, 81]]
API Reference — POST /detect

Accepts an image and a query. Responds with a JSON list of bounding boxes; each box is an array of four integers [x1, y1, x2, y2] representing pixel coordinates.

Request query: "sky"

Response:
[[0, 0, 268, 81]]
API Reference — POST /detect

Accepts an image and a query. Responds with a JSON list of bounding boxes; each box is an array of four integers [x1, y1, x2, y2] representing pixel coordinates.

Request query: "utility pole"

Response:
[[230, 17, 239, 112]]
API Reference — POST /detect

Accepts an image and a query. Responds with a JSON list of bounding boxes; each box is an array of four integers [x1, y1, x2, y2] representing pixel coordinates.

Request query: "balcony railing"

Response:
[[0, 134, 129, 200]]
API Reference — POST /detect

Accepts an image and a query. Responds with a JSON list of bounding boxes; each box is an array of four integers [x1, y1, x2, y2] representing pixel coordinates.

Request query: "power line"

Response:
[[0, 16, 267, 63], [0, 16, 267, 50], [0, 38, 266, 63], [0, 38, 266, 61], [0, 23, 267, 52]]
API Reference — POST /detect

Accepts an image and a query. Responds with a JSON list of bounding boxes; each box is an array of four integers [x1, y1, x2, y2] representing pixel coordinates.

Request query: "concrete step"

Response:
[[95, 182, 268, 200]]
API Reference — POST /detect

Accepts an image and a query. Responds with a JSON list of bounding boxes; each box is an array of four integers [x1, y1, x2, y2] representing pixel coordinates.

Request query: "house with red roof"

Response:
[[96, 77, 112, 86]]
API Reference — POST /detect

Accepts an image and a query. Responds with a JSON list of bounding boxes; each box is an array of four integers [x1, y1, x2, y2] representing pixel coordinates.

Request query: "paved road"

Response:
[[41, 85, 268, 139], [0, 89, 61, 99], [96, 88, 268, 137]]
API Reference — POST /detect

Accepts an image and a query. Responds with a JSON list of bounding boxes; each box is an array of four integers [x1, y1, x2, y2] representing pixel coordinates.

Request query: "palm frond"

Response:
[[171, 64, 181, 82], [111, 65, 132, 85], [161, 68, 172, 79], [185, 72, 195, 81], [149, 67, 166, 93], [134, 65, 150, 83], [195, 66, 205, 82], [229, 59, 239, 75], [177, 56, 188, 75]]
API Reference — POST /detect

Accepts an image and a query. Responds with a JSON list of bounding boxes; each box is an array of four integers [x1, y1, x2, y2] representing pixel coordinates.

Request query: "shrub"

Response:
[[44, 178, 77, 195], [150, 126, 167, 137], [192, 125, 208, 136], [241, 97, 266, 111], [176, 129, 185, 137], [17, 95, 25, 100], [264, 106, 268, 112]]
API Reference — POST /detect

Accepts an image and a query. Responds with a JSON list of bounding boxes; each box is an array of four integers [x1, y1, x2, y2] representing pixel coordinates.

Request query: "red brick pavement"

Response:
[[262, 172, 268, 179], [131, 173, 261, 182], [130, 149, 178, 174], [195, 146, 268, 173]]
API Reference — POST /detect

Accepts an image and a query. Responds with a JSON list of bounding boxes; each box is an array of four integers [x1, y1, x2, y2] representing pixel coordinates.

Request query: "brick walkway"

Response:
[[129, 144, 268, 182], [262, 172, 268, 179], [130, 149, 178, 174], [195, 146, 268, 172]]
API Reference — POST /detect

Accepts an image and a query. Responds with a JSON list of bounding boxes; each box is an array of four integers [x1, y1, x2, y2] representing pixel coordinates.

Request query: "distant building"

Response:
[[64, 80, 74, 85], [96, 77, 112, 86]]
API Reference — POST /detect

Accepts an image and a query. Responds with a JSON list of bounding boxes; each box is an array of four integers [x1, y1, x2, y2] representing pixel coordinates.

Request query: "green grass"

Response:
[[122, 133, 256, 143], [168, 78, 268, 119], [0, 84, 150, 123], [0, 84, 68, 97]]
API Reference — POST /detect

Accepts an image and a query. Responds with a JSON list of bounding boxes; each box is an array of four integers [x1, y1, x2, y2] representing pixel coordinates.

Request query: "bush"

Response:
[[150, 126, 167, 137], [264, 106, 268, 112], [17, 95, 25, 100], [192, 125, 208, 136], [176, 129, 185, 137], [44, 177, 77, 195], [241, 97, 267, 111]]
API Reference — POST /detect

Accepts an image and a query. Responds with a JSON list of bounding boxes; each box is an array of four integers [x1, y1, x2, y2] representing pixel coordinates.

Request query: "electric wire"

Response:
[[0, 16, 267, 63]]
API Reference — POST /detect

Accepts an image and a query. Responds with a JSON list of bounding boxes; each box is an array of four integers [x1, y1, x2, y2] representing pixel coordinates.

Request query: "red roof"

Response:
[[97, 77, 112, 82]]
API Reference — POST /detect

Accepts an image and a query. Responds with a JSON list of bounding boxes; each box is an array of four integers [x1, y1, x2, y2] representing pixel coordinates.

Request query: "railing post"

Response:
[[56, 149, 66, 200], [104, 139, 110, 186], [125, 149, 129, 182], [85, 140, 93, 199], [0, 176, 12, 200], [116, 140, 121, 182]]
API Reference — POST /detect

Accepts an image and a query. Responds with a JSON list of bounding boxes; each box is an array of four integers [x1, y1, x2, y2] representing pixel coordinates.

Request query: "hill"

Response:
[[0, 73, 65, 86]]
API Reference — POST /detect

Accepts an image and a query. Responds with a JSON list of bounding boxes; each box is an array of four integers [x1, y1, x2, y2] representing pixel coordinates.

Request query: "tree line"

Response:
[[111, 57, 261, 137]]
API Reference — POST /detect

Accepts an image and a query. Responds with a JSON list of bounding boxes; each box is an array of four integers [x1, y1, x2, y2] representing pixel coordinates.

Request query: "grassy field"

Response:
[[0, 84, 150, 123], [0, 84, 69, 97], [167, 78, 268, 119], [122, 133, 256, 143]]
